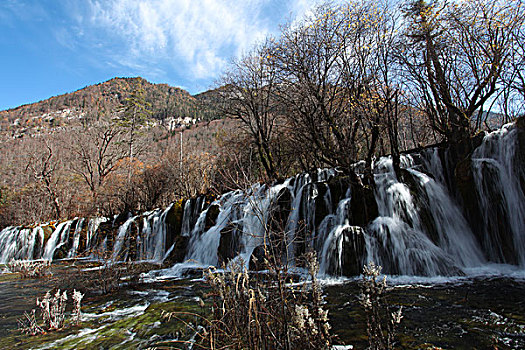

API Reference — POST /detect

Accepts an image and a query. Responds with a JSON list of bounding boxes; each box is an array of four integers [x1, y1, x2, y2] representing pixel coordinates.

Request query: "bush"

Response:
[[18, 289, 84, 335], [190, 251, 332, 350], [8, 259, 51, 278], [359, 262, 403, 350]]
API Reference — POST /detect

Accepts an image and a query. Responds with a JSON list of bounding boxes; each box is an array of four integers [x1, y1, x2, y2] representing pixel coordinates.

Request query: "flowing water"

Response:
[[0, 121, 524, 348], [1, 123, 524, 280]]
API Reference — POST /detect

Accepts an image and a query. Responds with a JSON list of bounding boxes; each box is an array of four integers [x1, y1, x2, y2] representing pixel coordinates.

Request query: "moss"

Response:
[[41, 224, 55, 244], [0, 271, 22, 282], [165, 199, 184, 250], [204, 204, 220, 230]]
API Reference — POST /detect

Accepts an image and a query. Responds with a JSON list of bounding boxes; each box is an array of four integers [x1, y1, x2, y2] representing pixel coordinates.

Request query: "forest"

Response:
[[1, 0, 525, 349], [1, 0, 523, 230]]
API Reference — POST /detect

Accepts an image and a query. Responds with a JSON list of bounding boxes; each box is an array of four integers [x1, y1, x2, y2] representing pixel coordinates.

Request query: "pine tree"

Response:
[[117, 88, 152, 166]]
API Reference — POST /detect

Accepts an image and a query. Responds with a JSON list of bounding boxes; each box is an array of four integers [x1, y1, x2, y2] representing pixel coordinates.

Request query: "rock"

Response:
[[515, 116, 525, 195], [32, 230, 45, 260], [349, 183, 378, 227], [249, 245, 267, 271], [163, 236, 189, 267], [269, 187, 292, 233], [398, 169, 439, 244], [325, 226, 366, 277], [205, 204, 220, 231], [217, 223, 241, 266], [340, 226, 366, 276], [327, 176, 352, 208], [454, 158, 484, 245], [41, 224, 55, 248], [516, 115, 525, 130], [475, 162, 517, 264], [126, 219, 141, 261], [165, 200, 184, 250], [314, 183, 330, 228]]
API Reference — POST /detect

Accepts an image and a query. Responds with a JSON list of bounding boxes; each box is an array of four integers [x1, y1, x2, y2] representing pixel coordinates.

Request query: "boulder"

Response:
[[165, 200, 184, 250], [516, 116, 525, 195], [474, 161, 517, 264], [398, 169, 439, 244], [269, 187, 292, 233], [205, 204, 220, 231], [454, 158, 484, 245], [163, 236, 190, 267], [249, 245, 267, 271], [349, 183, 378, 227], [314, 183, 330, 228], [217, 223, 241, 266], [327, 176, 352, 208], [325, 226, 366, 277]]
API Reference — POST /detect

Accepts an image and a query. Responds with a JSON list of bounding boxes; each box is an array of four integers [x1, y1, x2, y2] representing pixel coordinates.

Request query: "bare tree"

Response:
[[26, 140, 62, 220], [401, 0, 523, 147], [218, 39, 282, 181], [275, 5, 364, 181], [68, 121, 127, 213]]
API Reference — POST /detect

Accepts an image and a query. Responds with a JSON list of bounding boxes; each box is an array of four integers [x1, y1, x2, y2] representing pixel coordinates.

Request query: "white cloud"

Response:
[[87, 0, 270, 80]]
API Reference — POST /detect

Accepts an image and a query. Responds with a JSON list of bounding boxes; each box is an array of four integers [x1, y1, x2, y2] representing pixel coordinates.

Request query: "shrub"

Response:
[[190, 251, 331, 350], [18, 289, 84, 335], [8, 259, 51, 278], [359, 262, 403, 350]]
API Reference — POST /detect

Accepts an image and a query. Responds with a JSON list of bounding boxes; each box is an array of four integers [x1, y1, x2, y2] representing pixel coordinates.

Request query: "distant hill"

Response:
[[0, 77, 220, 138]]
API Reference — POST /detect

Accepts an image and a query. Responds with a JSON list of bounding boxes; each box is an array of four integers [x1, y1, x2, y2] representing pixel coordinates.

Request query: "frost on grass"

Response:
[[359, 262, 402, 350], [18, 289, 84, 335]]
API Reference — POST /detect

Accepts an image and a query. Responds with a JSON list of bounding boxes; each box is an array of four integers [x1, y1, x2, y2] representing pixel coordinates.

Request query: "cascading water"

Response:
[[184, 189, 247, 266], [112, 215, 139, 261], [1, 120, 524, 278], [42, 220, 74, 261], [68, 218, 85, 258], [0, 226, 44, 263], [471, 123, 525, 266], [138, 203, 173, 262]]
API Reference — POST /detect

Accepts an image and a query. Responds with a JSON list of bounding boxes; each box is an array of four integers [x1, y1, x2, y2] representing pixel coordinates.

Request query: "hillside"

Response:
[[0, 77, 218, 138]]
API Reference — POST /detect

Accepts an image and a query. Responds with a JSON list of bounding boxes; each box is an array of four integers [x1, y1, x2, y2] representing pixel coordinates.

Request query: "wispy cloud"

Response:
[[86, 0, 271, 80]]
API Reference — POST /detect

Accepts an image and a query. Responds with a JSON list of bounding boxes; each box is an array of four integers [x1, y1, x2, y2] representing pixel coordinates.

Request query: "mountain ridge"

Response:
[[0, 77, 218, 137]]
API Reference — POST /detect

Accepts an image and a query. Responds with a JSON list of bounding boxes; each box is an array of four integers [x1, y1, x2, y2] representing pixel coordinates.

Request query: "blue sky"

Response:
[[0, 0, 314, 111]]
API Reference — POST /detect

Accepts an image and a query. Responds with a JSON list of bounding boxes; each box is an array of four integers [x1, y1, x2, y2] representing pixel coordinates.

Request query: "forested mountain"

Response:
[[0, 77, 217, 138]]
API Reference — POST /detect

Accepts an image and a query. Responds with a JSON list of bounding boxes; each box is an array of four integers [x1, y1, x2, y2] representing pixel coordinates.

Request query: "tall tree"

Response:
[[401, 0, 523, 147], [69, 120, 127, 213], [273, 2, 383, 182], [218, 39, 281, 181], [117, 88, 152, 172], [26, 140, 62, 220]]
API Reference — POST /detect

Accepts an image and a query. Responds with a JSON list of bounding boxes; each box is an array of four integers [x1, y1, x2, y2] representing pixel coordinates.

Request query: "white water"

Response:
[[472, 123, 525, 266], [68, 218, 85, 258], [42, 220, 74, 260], [0, 121, 524, 279], [112, 215, 139, 261]]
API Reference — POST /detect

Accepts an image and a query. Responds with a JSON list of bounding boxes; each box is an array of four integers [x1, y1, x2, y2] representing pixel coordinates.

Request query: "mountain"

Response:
[[0, 77, 219, 138]]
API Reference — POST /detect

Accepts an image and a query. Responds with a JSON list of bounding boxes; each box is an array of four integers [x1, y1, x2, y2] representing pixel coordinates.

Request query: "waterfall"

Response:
[[112, 215, 139, 261], [86, 217, 108, 254], [185, 190, 246, 266], [236, 180, 291, 265], [365, 155, 484, 275], [68, 218, 85, 258], [0, 226, 43, 263], [138, 203, 173, 262], [318, 197, 352, 275], [1, 120, 523, 278], [42, 220, 74, 261], [471, 123, 525, 266]]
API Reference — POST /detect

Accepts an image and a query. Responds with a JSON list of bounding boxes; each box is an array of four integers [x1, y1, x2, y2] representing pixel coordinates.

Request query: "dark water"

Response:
[[0, 263, 524, 349], [326, 276, 525, 349]]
